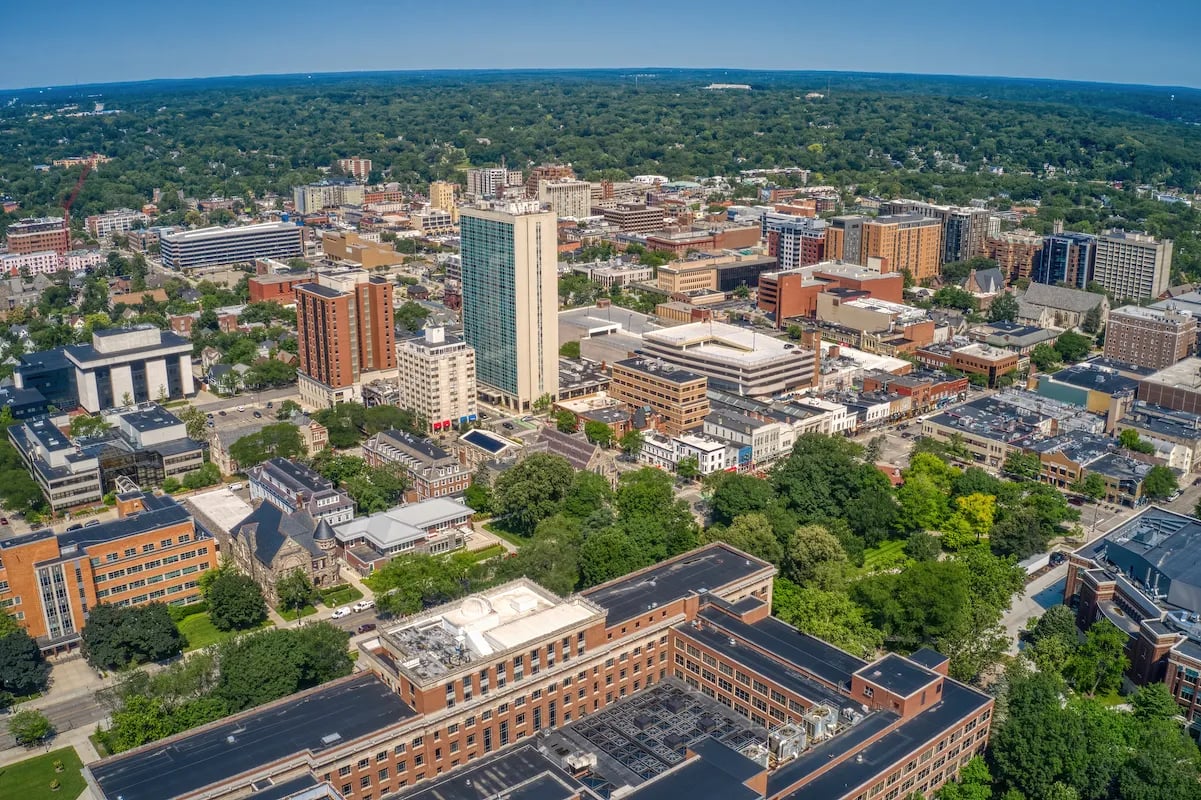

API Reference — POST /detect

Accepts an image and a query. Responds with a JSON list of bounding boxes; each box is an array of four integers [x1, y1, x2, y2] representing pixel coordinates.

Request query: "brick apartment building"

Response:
[[5, 216, 70, 255], [0, 491, 217, 652], [758, 260, 904, 325], [1103, 305, 1196, 370], [362, 429, 472, 500], [87, 543, 993, 800]]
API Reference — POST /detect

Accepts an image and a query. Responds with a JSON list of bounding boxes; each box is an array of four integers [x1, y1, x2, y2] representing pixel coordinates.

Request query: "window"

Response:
[[339, 766, 352, 777], [142, 544, 154, 553]]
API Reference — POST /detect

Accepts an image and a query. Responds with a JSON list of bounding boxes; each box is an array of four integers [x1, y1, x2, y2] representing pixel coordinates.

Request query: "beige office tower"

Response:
[[1092, 229, 1173, 301], [537, 179, 593, 219], [396, 327, 478, 432], [459, 201, 559, 411], [428, 181, 459, 222]]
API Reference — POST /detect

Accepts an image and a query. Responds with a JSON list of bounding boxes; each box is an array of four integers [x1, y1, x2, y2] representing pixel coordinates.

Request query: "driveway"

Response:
[[1001, 563, 1068, 654]]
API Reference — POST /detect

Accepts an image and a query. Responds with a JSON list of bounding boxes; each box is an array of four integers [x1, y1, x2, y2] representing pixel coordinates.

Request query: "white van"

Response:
[[228, 482, 244, 492]]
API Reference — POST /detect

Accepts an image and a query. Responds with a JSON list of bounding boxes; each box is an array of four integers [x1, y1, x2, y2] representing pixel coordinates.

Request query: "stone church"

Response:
[[227, 501, 341, 606]]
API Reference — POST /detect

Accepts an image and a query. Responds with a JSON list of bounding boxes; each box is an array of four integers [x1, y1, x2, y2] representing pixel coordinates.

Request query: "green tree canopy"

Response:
[[207, 572, 268, 632]]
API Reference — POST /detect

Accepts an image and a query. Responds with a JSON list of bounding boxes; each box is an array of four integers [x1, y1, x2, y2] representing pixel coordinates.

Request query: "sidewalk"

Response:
[[0, 722, 103, 776]]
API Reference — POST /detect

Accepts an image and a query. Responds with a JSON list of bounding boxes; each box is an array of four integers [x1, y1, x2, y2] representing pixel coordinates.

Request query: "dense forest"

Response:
[[2, 69, 1200, 273]]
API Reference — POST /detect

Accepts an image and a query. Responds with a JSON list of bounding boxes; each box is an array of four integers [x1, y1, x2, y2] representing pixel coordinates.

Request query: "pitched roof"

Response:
[[230, 502, 324, 566], [1021, 283, 1106, 313], [534, 427, 601, 471], [965, 268, 1005, 295]]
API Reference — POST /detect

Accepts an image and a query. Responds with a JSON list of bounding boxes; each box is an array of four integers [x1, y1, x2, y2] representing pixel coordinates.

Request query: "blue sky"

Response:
[[2, 0, 1198, 90]]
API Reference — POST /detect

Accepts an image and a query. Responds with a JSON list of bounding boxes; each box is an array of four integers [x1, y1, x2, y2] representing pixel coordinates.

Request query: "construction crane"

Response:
[[60, 155, 96, 244]]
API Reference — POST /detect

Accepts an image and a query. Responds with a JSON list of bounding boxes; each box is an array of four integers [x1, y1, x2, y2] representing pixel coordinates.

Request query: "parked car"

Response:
[[266, 401, 273, 409], [228, 482, 244, 491], [219, 410, 227, 416], [502, 422, 515, 430], [331, 606, 352, 619], [0, 517, 9, 526], [84, 519, 101, 527], [237, 405, 246, 412], [1170, 490, 1183, 502], [352, 599, 375, 613], [1049, 551, 1067, 566], [67, 523, 83, 531], [356, 623, 377, 634], [253, 411, 262, 418]]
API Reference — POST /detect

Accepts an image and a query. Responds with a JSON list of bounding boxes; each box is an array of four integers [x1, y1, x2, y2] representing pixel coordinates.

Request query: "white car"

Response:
[[352, 599, 375, 613], [330, 606, 353, 619], [237, 405, 245, 412]]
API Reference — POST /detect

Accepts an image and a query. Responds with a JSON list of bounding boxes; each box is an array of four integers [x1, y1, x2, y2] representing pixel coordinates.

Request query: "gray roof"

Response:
[[231, 501, 325, 565], [1021, 283, 1106, 313]]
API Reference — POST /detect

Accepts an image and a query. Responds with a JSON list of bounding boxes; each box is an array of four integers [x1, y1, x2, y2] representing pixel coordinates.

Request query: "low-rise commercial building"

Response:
[[915, 342, 1022, 388], [1034, 362, 1138, 432], [160, 223, 304, 270], [321, 229, 404, 269], [0, 491, 216, 651], [247, 271, 312, 305], [639, 431, 734, 474], [1115, 401, 1201, 475], [600, 203, 664, 232], [1137, 357, 1201, 415], [641, 321, 818, 398], [610, 356, 709, 434]]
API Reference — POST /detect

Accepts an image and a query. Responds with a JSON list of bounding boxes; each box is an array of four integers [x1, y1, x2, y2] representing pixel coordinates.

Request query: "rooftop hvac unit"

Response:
[[769, 724, 807, 762], [803, 705, 838, 741], [563, 751, 597, 774]]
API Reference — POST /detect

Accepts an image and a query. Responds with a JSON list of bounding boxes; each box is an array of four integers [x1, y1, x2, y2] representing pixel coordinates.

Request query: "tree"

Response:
[[1054, 331, 1093, 363], [941, 493, 995, 550], [275, 569, 317, 615], [583, 420, 614, 447], [936, 756, 994, 800], [492, 454, 575, 535], [7, 708, 54, 746], [903, 531, 942, 562], [312, 403, 368, 448], [182, 462, 222, 490], [787, 524, 849, 589], [989, 292, 1020, 323], [493, 515, 582, 596], [708, 472, 777, 526], [675, 456, 700, 481], [1025, 605, 1079, 676], [1141, 465, 1178, 499], [1064, 618, 1130, 695], [81, 603, 185, 670], [1131, 682, 1181, 724], [710, 513, 784, 565], [0, 614, 49, 696], [1119, 428, 1157, 455], [395, 301, 430, 332], [69, 414, 111, 438], [176, 405, 209, 441], [293, 622, 353, 685], [618, 429, 644, 459], [772, 579, 882, 659], [1030, 343, 1061, 372], [243, 358, 297, 388], [207, 572, 268, 632], [215, 629, 306, 712], [560, 471, 614, 521], [532, 394, 553, 414], [1081, 304, 1103, 334], [559, 340, 581, 359], [363, 405, 424, 436], [1071, 472, 1107, 501], [578, 529, 645, 587], [932, 286, 978, 312], [228, 423, 305, 467], [277, 399, 302, 420], [555, 410, 578, 433]]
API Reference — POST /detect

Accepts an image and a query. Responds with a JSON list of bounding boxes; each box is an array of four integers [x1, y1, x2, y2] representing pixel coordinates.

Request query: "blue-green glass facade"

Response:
[[460, 214, 519, 396]]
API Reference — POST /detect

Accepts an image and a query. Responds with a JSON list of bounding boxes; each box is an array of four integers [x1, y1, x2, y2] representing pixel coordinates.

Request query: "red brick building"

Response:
[[87, 543, 993, 800], [248, 272, 312, 305]]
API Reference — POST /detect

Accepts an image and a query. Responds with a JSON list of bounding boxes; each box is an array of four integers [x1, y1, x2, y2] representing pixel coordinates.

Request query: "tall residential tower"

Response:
[[460, 201, 558, 410]]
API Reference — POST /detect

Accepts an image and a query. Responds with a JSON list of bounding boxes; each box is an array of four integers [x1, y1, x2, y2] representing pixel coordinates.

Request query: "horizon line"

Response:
[[4, 66, 1199, 96]]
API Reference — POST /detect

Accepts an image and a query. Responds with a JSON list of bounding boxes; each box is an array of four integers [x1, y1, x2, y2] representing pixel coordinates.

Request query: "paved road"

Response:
[[1002, 563, 1069, 654], [192, 386, 299, 413], [0, 691, 107, 749]]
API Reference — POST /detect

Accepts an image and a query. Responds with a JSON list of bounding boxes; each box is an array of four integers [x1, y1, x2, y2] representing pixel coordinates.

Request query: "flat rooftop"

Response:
[[382, 580, 603, 683], [1144, 357, 1201, 390], [160, 221, 299, 242], [854, 653, 940, 698], [1046, 363, 1139, 394], [559, 304, 661, 337], [393, 745, 596, 800], [583, 543, 773, 627], [615, 356, 705, 385], [89, 674, 415, 800]]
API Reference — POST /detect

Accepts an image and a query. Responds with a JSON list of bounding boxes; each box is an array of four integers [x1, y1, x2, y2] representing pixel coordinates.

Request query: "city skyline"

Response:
[[3, 0, 1200, 90]]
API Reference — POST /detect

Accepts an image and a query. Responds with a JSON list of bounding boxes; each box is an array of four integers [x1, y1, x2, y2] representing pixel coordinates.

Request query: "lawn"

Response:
[[0, 746, 86, 800], [481, 521, 525, 548], [861, 540, 909, 573], [320, 584, 364, 607], [467, 544, 505, 563], [278, 604, 318, 621], [176, 611, 270, 650]]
